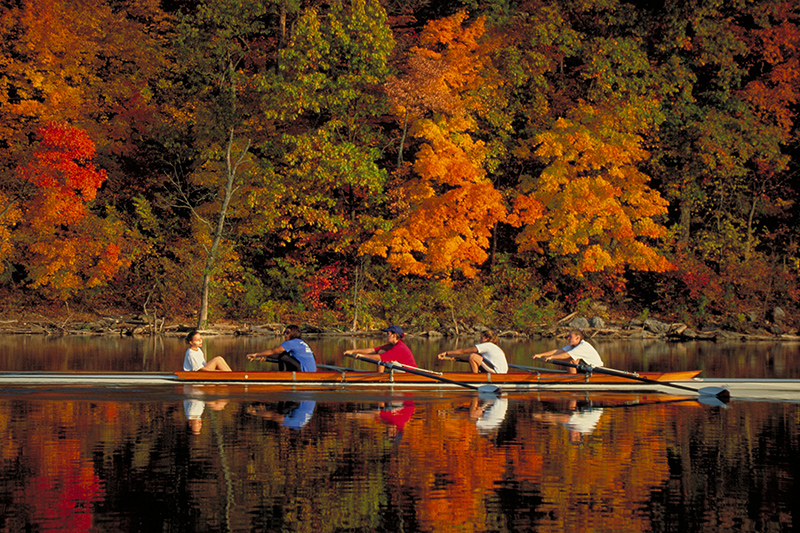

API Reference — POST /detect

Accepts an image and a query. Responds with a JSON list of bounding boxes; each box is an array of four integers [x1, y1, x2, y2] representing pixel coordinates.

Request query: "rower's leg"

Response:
[[203, 356, 232, 372], [277, 353, 302, 372], [566, 357, 578, 374], [469, 353, 482, 373]]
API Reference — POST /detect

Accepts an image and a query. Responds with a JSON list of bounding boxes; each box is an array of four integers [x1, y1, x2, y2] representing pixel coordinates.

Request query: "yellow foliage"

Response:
[[512, 100, 672, 274]]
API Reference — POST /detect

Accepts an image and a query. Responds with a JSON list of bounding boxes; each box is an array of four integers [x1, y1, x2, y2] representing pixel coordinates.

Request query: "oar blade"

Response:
[[698, 386, 730, 402], [697, 395, 729, 407], [477, 384, 502, 396]]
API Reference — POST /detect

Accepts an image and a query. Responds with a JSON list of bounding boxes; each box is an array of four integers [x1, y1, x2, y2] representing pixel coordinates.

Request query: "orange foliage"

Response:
[[13, 123, 127, 295], [18, 123, 106, 227], [367, 13, 506, 278]]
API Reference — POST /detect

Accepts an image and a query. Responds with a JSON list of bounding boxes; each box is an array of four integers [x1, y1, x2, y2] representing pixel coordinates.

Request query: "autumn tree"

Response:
[[257, 0, 394, 252], [7, 123, 126, 297], [0, 0, 169, 178], [646, 0, 800, 265], [364, 12, 508, 279], [493, 0, 673, 280], [239, 0, 395, 322], [165, 0, 281, 328]]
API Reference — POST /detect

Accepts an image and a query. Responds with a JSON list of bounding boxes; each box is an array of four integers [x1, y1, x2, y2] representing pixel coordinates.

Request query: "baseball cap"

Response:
[[381, 325, 404, 337]]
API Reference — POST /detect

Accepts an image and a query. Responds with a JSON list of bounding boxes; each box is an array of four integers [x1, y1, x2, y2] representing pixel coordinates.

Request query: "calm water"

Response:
[[0, 335, 799, 532]]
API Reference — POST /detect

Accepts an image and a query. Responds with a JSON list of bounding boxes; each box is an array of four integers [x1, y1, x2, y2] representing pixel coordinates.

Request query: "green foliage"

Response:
[[0, 0, 797, 328], [508, 293, 559, 332]]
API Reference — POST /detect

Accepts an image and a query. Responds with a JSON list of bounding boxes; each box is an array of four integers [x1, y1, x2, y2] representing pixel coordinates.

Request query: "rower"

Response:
[[437, 329, 509, 374], [246, 325, 317, 372], [183, 331, 232, 372], [533, 328, 603, 374], [344, 325, 417, 373]]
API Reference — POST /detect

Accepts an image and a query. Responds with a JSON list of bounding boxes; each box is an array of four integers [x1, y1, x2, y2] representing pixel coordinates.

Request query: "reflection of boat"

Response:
[[2, 370, 800, 401]]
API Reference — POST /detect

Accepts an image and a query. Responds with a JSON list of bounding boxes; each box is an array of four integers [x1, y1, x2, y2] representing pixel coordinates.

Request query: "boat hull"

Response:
[[3, 371, 800, 401]]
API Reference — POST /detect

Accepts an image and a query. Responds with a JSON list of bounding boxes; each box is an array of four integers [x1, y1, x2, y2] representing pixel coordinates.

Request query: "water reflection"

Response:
[[471, 396, 508, 434], [533, 399, 604, 444], [348, 400, 416, 442], [246, 401, 317, 430], [0, 386, 797, 532]]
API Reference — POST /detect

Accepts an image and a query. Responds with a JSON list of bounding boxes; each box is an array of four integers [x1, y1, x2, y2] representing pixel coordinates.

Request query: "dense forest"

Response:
[[1, 0, 798, 331]]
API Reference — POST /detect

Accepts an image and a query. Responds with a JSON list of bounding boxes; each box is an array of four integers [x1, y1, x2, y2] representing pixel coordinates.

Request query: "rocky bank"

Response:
[[1, 308, 797, 342]]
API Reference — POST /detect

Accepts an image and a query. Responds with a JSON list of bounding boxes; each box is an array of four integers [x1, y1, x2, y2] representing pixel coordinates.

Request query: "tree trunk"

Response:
[[197, 127, 250, 329], [679, 194, 691, 246]]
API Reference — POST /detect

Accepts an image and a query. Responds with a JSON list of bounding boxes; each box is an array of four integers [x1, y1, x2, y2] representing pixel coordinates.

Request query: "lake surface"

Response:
[[0, 335, 798, 532]]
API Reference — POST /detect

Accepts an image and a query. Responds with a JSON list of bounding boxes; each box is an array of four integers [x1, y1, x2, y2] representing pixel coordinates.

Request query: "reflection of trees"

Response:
[[0, 402, 105, 532], [0, 397, 798, 531]]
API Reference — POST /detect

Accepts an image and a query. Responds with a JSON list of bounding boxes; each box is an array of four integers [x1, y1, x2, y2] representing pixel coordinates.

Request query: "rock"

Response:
[[568, 317, 590, 330], [715, 330, 744, 341], [589, 316, 605, 329], [644, 319, 670, 335], [770, 324, 785, 335], [680, 328, 697, 339], [668, 323, 688, 335], [772, 307, 786, 324]]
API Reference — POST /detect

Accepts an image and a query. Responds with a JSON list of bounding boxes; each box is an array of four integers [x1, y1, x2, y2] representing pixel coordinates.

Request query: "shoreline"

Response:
[[1, 315, 798, 343]]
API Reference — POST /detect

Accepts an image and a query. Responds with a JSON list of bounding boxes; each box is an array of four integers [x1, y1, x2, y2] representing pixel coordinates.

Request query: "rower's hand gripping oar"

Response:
[[346, 354, 501, 395], [547, 359, 730, 402]]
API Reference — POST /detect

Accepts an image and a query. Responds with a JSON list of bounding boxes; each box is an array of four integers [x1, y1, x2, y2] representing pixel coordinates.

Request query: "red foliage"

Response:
[[19, 123, 107, 227], [302, 264, 349, 310]]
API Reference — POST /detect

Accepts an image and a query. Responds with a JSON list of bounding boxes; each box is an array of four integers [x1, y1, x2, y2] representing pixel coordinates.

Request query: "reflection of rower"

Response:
[[246, 401, 317, 430], [183, 397, 230, 435], [469, 397, 509, 434], [533, 399, 605, 444], [564, 406, 603, 436], [379, 401, 416, 431], [348, 401, 416, 442]]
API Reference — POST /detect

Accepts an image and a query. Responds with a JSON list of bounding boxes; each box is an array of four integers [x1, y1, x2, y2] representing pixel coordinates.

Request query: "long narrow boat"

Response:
[[0, 369, 698, 388], [3, 369, 800, 401], [0, 369, 800, 401]]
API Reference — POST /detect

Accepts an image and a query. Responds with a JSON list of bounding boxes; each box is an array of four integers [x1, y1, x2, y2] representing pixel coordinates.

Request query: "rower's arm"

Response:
[[533, 347, 565, 361], [247, 346, 284, 361], [438, 346, 478, 361], [344, 347, 377, 357]]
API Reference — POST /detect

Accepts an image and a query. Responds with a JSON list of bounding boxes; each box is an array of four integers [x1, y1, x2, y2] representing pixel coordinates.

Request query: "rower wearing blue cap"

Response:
[[344, 325, 417, 372]]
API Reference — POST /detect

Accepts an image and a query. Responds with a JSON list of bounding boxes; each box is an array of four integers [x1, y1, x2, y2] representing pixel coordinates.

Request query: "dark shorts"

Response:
[[277, 352, 302, 372]]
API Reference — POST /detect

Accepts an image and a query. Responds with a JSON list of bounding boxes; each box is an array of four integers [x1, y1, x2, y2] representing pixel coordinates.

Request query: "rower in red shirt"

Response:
[[344, 325, 417, 372]]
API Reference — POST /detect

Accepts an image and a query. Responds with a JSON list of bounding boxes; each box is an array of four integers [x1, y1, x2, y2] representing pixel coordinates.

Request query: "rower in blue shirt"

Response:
[[247, 324, 317, 372]]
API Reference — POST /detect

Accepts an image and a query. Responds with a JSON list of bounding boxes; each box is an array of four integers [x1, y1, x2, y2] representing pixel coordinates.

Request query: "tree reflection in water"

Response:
[[0, 388, 797, 532]]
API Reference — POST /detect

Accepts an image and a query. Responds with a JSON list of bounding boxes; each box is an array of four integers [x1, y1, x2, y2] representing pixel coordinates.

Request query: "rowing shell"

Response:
[[0, 369, 699, 391], [2, 371, 800, 401]]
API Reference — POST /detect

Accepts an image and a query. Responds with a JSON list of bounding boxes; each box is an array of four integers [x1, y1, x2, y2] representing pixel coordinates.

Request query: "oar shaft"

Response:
[[548, 359, 724, 398], [509, 363, 569, 374], [346, 354, 499, 394]]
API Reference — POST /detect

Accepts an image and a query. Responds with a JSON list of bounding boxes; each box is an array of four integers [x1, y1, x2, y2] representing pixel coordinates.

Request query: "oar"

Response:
[[347, 354, 501, 395], [548, 360, 730, 401], [509, 363, 569, 374], [317, 363, 362, 373]]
